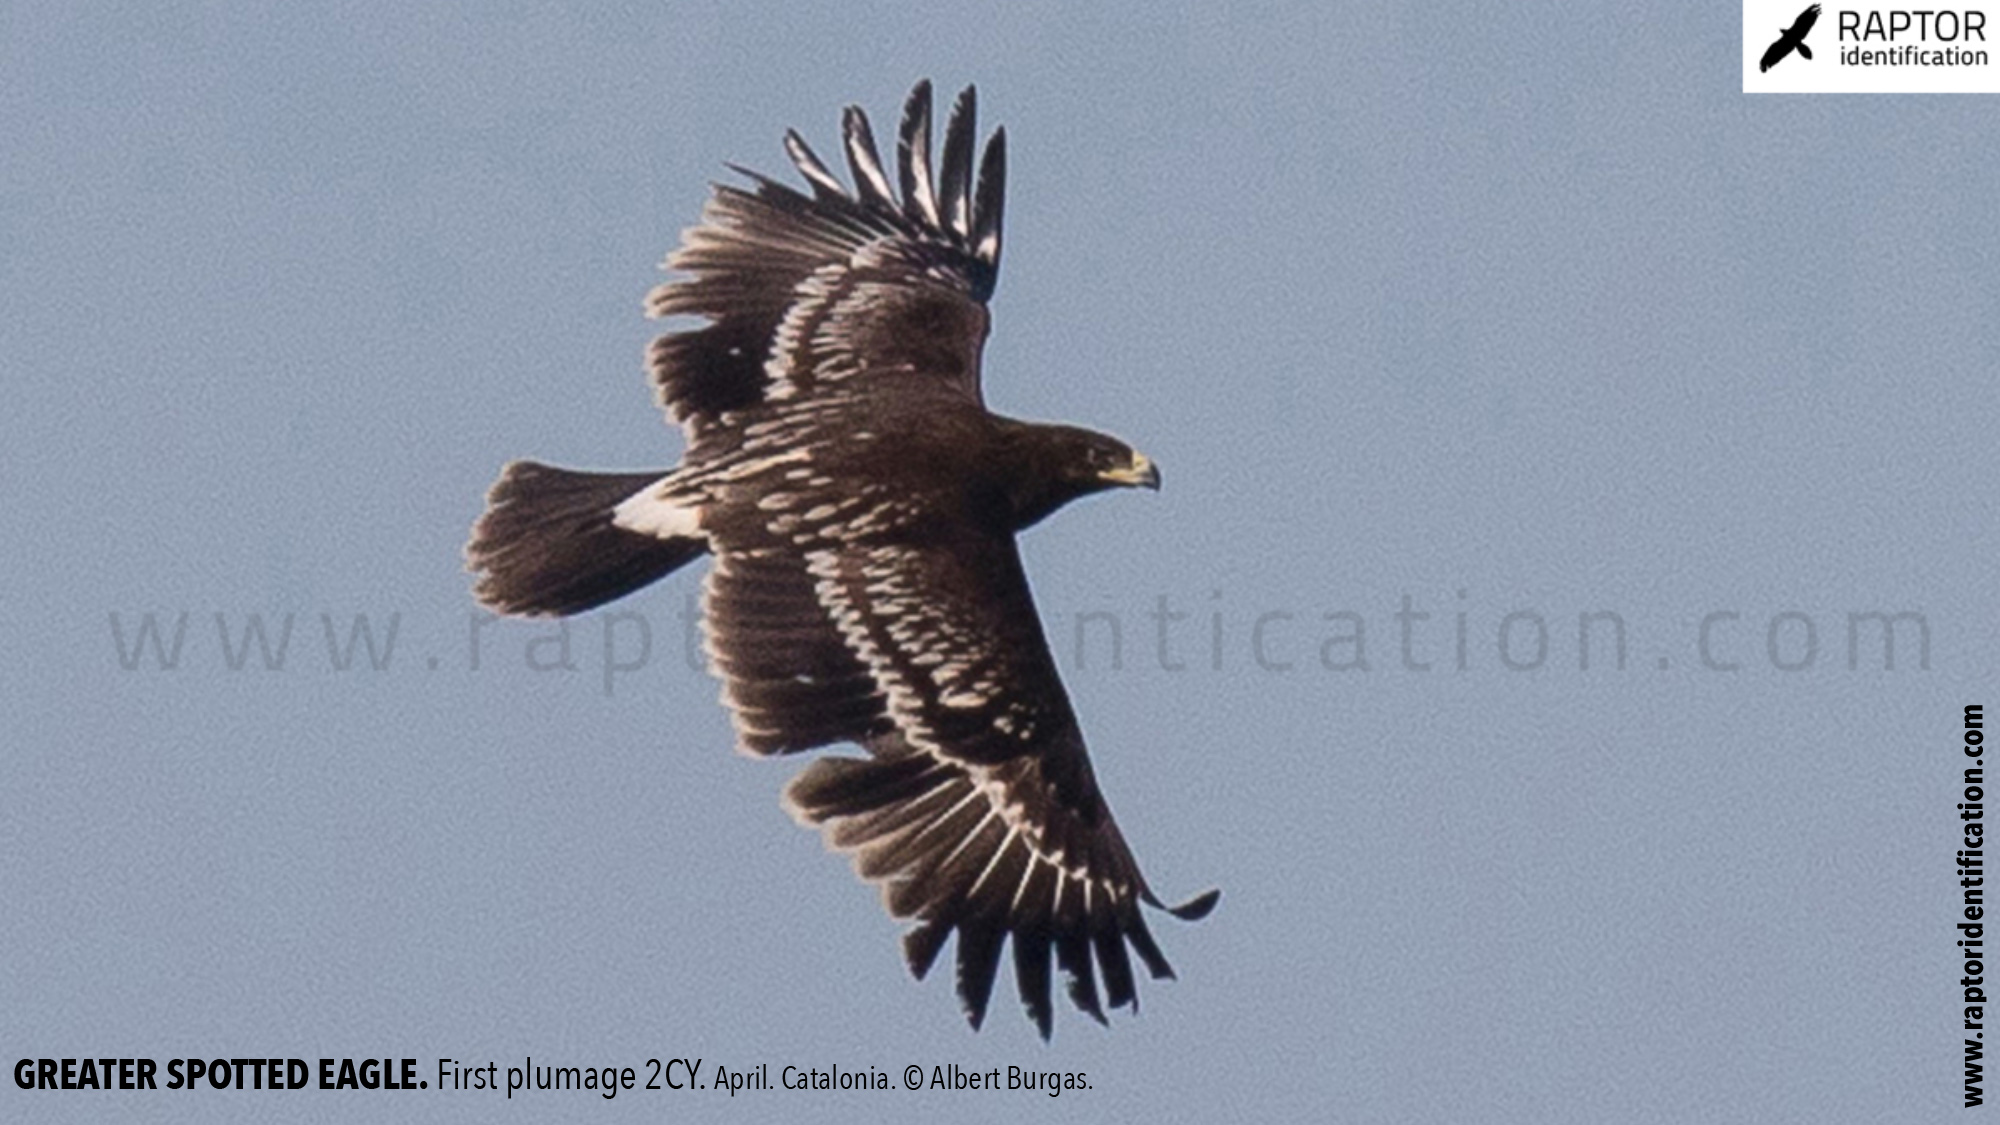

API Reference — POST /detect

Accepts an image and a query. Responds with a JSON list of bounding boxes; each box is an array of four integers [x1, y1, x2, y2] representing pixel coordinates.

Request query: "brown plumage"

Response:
[[465, 81, 1216, 1038]]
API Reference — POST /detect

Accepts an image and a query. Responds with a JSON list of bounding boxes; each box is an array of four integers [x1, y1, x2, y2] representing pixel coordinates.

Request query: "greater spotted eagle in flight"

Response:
[[466, 81, 1218, 1038], [1760, 4, 1821, 71]]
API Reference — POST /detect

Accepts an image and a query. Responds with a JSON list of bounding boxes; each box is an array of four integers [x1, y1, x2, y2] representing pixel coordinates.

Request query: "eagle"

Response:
[[466, 81, 1217, 1038], [1760, 4, 1820, 72]]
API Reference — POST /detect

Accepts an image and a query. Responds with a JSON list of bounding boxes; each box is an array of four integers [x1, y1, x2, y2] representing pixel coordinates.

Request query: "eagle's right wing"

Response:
[[699, 531, 1216, 1038], [783, 536, 1217, 1039]]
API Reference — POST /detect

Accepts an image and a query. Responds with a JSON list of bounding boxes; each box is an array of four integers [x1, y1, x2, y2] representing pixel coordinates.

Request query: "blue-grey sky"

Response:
[[5, 3, 1993, 1122]]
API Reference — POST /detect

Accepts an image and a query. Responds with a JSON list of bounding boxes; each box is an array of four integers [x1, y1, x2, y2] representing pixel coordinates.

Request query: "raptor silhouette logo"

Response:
[[1761, 3, 1822, 71]]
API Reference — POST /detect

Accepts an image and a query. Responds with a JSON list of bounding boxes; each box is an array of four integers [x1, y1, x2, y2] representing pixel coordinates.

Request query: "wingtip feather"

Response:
[[897, 79, 941, 227], [783, 129, 847, 198], [1167, 887, 1221, 921], [841, 105, 897, 210], [938, 85, 977, 238], [971, 125, 1006, 268]]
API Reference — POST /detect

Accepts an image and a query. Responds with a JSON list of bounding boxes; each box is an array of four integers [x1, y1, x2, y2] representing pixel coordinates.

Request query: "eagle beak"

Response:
[[1102, 451, 1161, 491]]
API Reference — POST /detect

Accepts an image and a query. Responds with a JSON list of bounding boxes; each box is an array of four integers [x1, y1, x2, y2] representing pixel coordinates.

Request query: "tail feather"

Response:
[[467, 461, 707, 617]]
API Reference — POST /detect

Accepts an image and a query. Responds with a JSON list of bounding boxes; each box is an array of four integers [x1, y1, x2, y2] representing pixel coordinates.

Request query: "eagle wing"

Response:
[[646, 82, 1005, 444], [1760, 37, 1795, 71], [1791, 3, 1820, 37], [763, 535, 1216, 1037]]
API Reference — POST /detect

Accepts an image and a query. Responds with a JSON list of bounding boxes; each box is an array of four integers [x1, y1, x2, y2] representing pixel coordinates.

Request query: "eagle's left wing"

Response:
[[783, 535, 1217, 1037], [646, 82, 1005, 448]]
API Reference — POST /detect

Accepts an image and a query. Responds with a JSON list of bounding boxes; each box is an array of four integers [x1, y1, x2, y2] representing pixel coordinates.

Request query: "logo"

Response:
[[1760, 4, 1821, 70], [1744, 2, 2000, 91]]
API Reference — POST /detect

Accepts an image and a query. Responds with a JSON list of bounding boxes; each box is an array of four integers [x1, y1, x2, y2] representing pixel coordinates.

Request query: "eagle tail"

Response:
[[1797, 43, 1812, 60], [467, 461, 707, 617]]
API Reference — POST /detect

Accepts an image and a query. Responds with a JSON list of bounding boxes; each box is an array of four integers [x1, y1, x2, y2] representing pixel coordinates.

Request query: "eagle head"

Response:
[[1000, 422, 1159, 530], [1082, 437, 1161, 492]]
